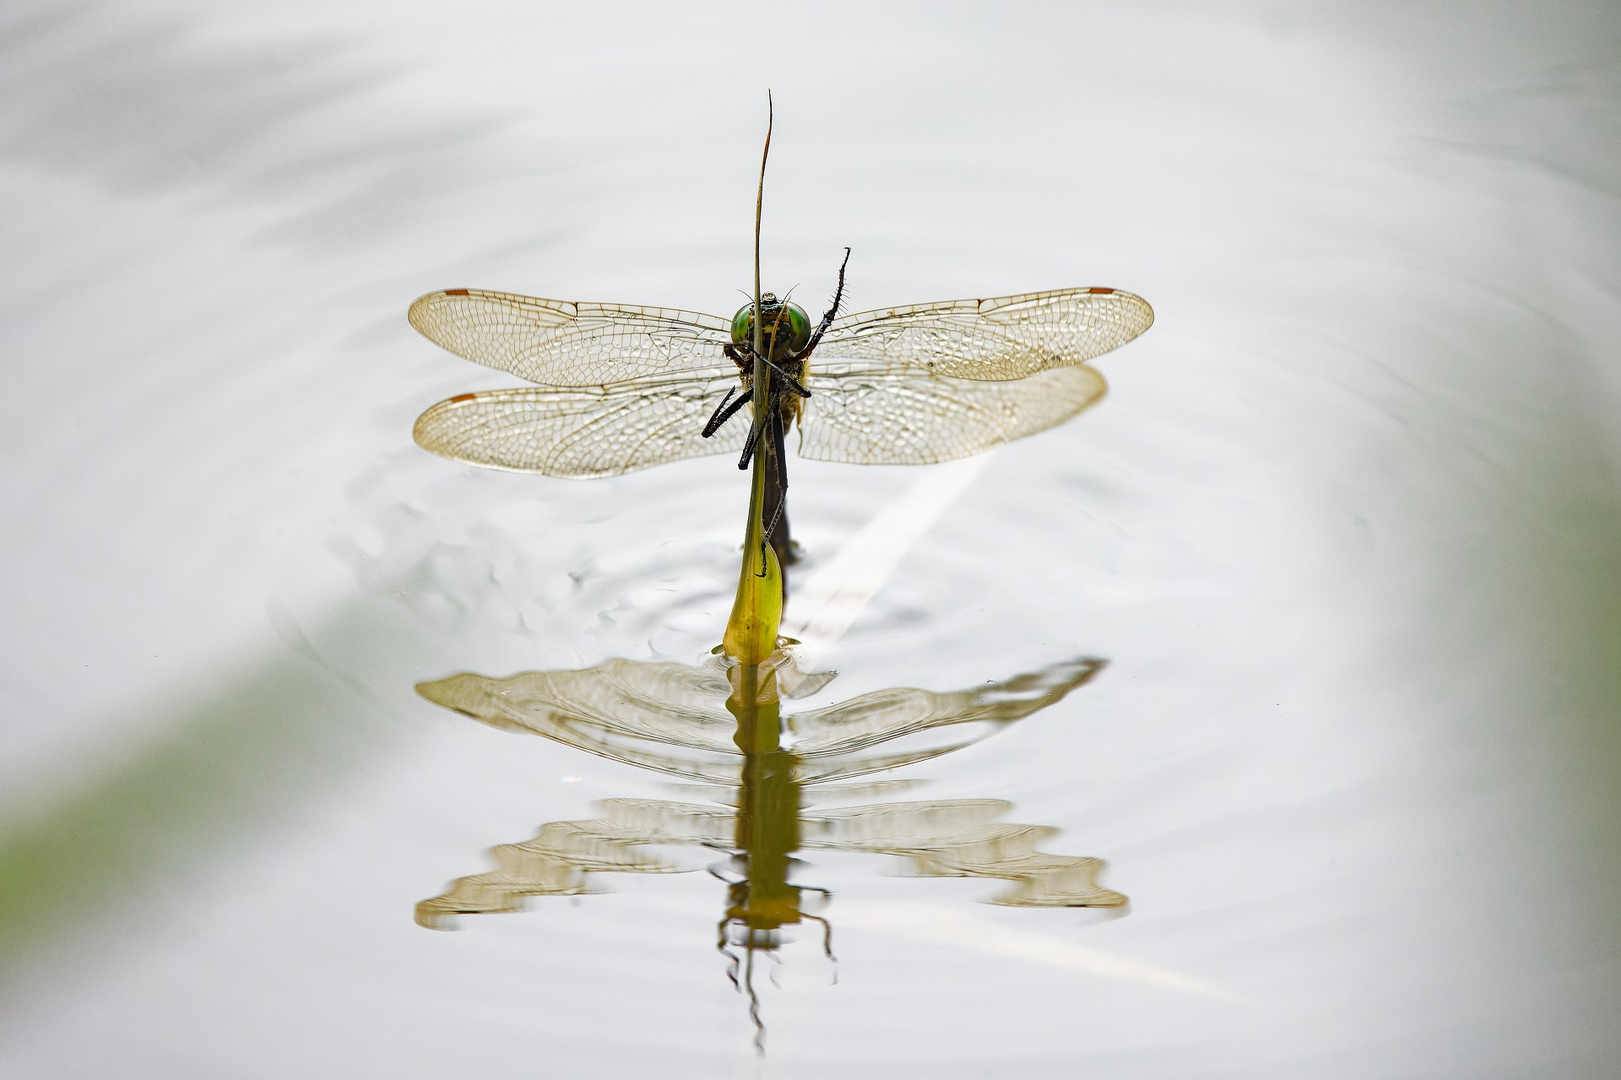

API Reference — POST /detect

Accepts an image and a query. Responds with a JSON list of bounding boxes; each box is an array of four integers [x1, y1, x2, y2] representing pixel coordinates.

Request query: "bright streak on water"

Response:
[[783, 452, 994, 666], [835, 900, 1244, 1004]]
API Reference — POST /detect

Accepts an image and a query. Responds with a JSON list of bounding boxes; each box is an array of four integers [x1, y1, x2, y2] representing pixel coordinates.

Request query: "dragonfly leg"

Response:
[[770, 405, 789, 505], [703, 385, 752, 438], [737, 414, 764, 470], [703, 384, 736, 436], [755, 440, 782, 579], [801, 246, 851, 358], [759, 356, 810, 398], [756, 415, 779, 578], [760, 403, 794, 579]]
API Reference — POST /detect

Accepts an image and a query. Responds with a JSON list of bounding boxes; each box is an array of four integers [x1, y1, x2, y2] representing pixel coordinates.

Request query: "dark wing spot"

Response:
[[449, 393, 477, 403], [1087, 287, 1115, 295], [444, 288, 470, 296]]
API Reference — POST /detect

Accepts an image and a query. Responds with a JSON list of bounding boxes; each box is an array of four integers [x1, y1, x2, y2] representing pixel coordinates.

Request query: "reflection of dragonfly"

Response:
[[413, 647, 1120, 1051]]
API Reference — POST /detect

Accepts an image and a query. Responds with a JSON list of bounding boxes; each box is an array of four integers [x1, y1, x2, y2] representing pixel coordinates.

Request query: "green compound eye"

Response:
[[780, 304, 811, 353], [730, 301, 812, 355]]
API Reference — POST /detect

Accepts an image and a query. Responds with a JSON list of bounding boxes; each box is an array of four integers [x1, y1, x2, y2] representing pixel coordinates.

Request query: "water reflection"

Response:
[[414, 645, 1119, 1048]]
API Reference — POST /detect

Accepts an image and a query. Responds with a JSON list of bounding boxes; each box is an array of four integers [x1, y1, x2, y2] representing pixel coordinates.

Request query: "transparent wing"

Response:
[[797, 363, 1107, 466], [408, 289, 734, 386], [817, 288, 1153, 380], [412, 369, 747, 477]]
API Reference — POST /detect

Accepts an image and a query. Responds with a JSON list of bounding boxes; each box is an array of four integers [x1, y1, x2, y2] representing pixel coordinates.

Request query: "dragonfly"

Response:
[[408, 281, 1153, 546], [409, 105, 1153, 571]]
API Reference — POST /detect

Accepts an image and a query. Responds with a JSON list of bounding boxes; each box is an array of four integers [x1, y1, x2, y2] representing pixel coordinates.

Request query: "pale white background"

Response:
[[1, 1, 1618, 1076]]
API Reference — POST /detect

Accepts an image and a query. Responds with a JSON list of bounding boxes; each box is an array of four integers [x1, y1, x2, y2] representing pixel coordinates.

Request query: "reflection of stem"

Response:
[[719, 663, 798, 1057]]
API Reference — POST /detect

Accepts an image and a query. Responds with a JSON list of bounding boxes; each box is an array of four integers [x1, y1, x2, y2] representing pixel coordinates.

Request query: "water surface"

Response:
[[1, 1, 1619, 1076]]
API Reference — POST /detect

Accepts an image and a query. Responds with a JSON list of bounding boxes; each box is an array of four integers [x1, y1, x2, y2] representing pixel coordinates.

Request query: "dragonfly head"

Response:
[[732, 295, 811, 360]]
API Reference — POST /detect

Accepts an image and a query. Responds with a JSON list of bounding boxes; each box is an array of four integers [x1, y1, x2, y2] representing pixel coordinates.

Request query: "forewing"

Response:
[[817, 288, 1152, 380], [798, 364, 1107, 466], [409, 289, 734, 386], [413, 369, 748, 477]]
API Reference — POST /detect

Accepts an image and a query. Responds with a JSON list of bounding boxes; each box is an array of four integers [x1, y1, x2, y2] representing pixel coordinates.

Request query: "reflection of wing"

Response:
[[790, 657, 1104, 758], [802, 799, 1126, 907], [799, 364, 1107, 466], [415, 798, 734, 929], [817, 288, 1153, 380], [412, 369, 746, 477], [416, 661, 745, 784], [409, 289, 734, 385]]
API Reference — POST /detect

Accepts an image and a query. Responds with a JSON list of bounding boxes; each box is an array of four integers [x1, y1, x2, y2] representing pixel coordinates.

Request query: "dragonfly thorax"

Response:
[[731, 295, 811, 361]]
